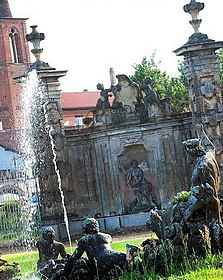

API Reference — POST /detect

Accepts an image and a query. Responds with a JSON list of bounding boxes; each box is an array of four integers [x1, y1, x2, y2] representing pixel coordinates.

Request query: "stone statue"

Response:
[[145, 123, 223, 262], [126, 159, 156, 213], [53, 218, 127, 280], [182, 123, 221, 222], [96, 83, 113, 112], [140, 76, 160, 118], [36, 227, 67, 270]]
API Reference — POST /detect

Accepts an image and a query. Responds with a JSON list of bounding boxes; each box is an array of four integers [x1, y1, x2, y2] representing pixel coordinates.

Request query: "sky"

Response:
[[8, 0, 223, 92]]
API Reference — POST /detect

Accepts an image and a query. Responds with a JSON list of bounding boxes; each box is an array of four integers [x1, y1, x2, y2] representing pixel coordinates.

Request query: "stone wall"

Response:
[[63, 114, 192, 223]]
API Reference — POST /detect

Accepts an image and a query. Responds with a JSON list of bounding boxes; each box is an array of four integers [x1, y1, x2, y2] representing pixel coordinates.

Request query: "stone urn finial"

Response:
[[183, 0, 204, 33], [26, 25, 45, 61]]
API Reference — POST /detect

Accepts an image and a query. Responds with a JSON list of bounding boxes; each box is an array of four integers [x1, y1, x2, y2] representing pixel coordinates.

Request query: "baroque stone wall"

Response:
[[64, 115, 192, 221]]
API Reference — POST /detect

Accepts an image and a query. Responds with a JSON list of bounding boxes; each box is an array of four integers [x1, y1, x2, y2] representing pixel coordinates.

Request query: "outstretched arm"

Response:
[[62, 245, 85, 277]]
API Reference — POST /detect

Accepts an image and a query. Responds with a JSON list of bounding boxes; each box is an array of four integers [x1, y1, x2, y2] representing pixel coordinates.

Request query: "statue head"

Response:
[[83, 218, 99, 234], [130, 159, 139, 167], [182, 138, 205, 163], [96, 83, 104, 90], [116, 74, 132, 85], [144, 76, 152, 85], [42, 227, 55, 243]]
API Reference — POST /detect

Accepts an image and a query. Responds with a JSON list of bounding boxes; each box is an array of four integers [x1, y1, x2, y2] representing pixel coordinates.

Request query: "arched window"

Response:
[[9, 28, 22, 63]]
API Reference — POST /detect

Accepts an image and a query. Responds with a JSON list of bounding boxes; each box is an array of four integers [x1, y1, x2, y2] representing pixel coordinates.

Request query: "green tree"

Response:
[[130, 54, 188, 111], [0, 200, 21, 231]]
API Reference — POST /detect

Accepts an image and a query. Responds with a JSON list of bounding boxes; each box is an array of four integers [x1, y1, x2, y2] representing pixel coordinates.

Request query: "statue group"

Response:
[[36, 124, 222, 279], [94, 75, 172, 126], [146, 124, 223, 267], [37, 219, 127, 280]]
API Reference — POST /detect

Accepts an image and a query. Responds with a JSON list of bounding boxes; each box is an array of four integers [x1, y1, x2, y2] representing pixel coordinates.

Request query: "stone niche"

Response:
[[118, 144, 159, 214]]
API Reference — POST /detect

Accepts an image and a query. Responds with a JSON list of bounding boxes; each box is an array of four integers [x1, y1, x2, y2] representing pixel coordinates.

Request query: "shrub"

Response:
[[171, 190, 191, 205]]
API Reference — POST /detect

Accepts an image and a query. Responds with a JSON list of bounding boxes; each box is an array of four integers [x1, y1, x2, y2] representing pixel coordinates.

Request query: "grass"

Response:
[[2, 237, 223, 280]]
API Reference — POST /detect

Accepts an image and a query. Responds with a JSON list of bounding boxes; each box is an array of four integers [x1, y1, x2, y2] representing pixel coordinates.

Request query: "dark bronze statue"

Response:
[[36, 227, 67, 270], [53, 218, 127, 280]]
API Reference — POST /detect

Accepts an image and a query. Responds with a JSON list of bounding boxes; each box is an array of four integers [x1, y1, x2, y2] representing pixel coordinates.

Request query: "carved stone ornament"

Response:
[[112, 74, 142, 113]]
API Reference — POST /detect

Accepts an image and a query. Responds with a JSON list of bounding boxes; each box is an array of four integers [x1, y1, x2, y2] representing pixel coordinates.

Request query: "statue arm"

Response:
[[70, 243, 85, 260], [36, 241, 45, 269], [126, 171, 132, 186], [62, 244, 85, 277], [59, 243, 67, 259], [36, 241, 44, 258]]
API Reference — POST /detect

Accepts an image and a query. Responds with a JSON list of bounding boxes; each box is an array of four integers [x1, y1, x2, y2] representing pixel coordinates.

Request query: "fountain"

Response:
[[23, 26, 72, 248], [0, 70, 41, 254], [1, 0, 223, 279]]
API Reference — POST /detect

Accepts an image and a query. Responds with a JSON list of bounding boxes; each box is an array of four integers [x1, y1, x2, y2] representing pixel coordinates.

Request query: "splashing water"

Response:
[[0, 70, 41, 253], [48, 126, 72, 248], [22, 69, 72, 248]]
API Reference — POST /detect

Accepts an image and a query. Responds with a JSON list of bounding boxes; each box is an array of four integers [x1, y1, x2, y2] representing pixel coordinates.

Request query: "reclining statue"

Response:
[[52, 218, 127, 280]]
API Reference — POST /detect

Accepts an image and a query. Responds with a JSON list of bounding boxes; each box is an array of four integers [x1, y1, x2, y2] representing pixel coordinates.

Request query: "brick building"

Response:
[[61, 90, 99, 127], [0, 0, 30, 131], [0, 0, 99, 133]]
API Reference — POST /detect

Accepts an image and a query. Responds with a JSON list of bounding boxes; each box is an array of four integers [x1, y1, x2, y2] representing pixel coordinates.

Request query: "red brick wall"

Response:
[[0, 18, 30, 130]]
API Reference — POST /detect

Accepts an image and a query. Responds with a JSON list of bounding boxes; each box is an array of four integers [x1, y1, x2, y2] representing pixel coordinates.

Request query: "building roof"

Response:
[[0, 0, 12, 18], [61, 91, 100, 109], [0, 130, 23, 153]]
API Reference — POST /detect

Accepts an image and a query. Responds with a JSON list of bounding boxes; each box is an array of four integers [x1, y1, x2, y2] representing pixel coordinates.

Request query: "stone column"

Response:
[[174, 0, 223, 187], [26, 26, 70, 225]]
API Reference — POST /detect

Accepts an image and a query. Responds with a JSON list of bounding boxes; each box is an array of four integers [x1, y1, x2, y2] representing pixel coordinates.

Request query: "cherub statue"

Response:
[[96, 83, 113, 112], [140, 76, 160, 118]]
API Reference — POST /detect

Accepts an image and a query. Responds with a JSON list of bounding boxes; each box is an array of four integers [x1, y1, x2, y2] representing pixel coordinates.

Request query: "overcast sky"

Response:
[[9, 0, 223, 92]]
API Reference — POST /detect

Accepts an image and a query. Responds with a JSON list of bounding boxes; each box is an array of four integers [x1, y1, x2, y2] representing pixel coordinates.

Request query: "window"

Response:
[[75, 115, 83, 126], [9, 28, 22, 63]]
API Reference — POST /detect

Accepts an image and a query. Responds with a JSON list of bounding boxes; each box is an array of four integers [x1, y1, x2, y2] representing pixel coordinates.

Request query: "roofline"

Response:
[[0, 17, 29, 20], [0, 143, 20, 154], [62, 106, 96, 111]]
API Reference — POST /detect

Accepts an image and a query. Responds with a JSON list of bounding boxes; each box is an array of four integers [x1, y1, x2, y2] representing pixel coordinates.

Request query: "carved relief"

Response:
[[118, 144, 158, 214], [200, 76, 216, 111], [112, 74, 142, 113], [124, 159, 156, 214], [45, 101, 63, 125]]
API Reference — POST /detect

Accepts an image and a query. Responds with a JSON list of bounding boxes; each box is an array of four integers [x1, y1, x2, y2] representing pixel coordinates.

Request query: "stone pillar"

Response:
[[174, 0, 223, 188], [26, 26, 70, 225], [36, 69, 71, 224]]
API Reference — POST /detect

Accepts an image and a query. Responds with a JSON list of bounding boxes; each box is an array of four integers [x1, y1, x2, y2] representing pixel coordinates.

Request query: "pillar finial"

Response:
[[183, 0, 204, 33], [26, 25, 45, 62], [26, 25, 52, 70]]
